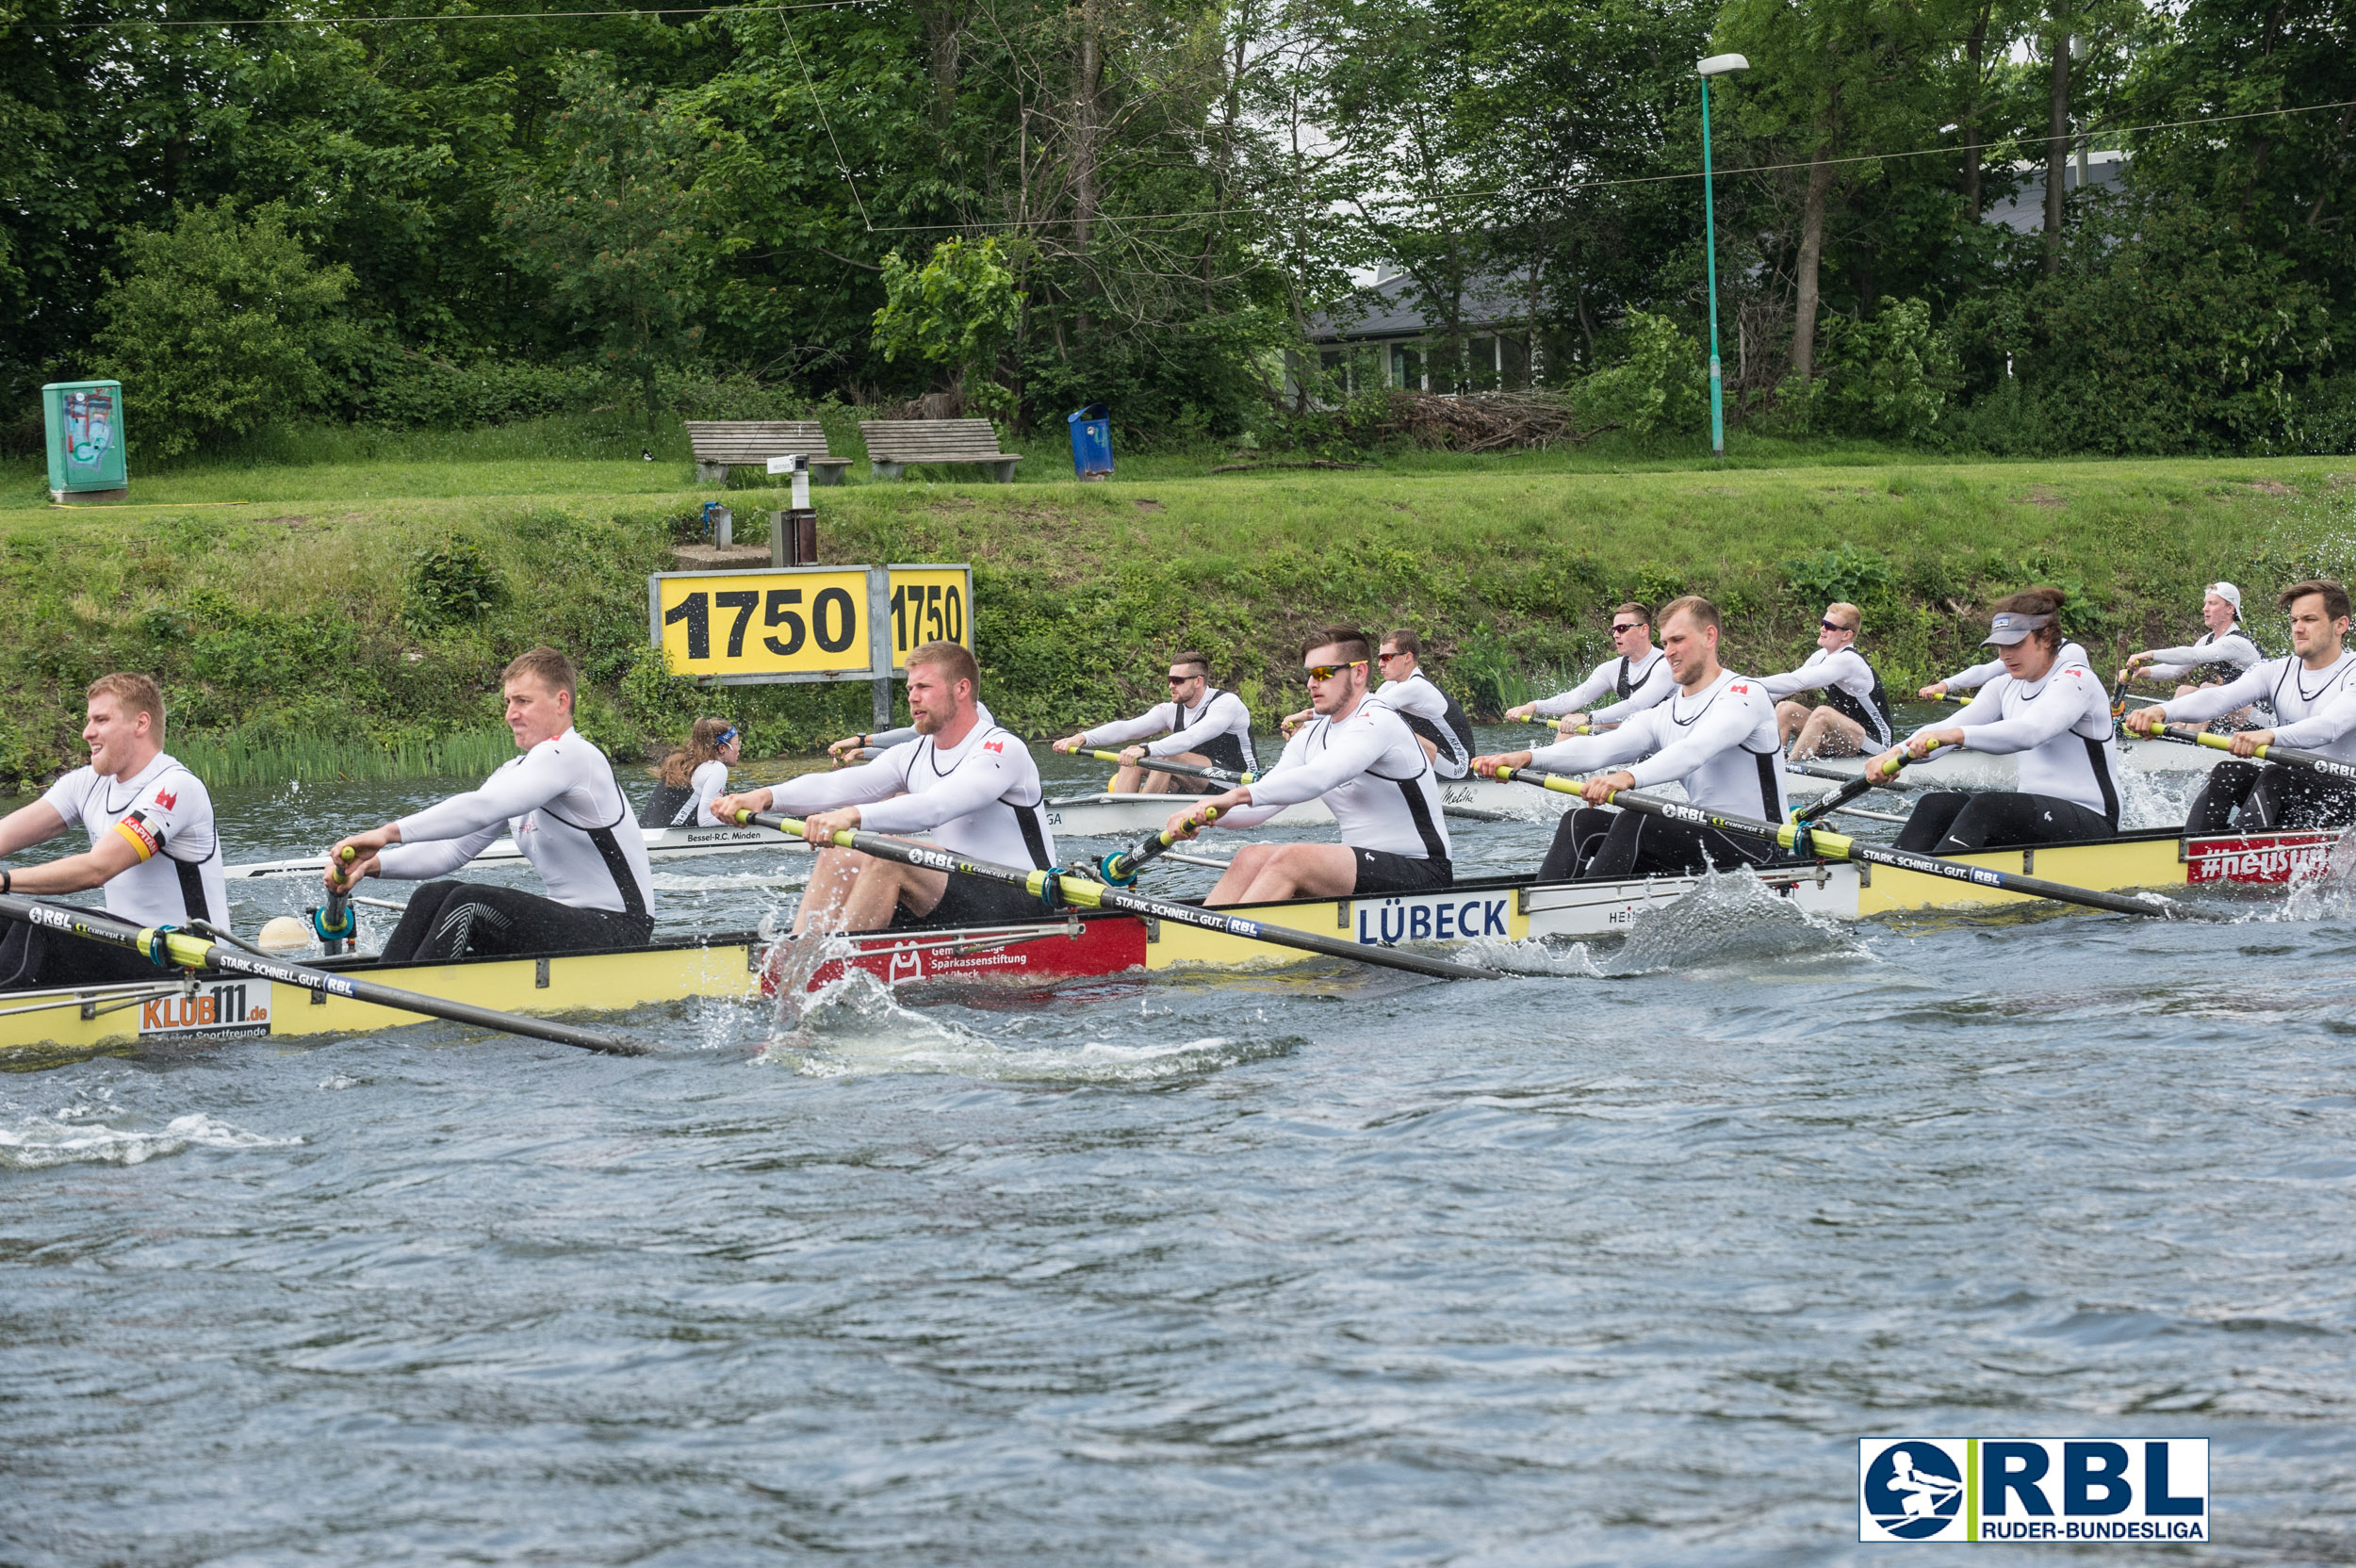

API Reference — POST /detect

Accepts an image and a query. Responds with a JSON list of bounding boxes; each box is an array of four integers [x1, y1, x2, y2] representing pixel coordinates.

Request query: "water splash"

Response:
[[1459, 935, 1605, 977], [2268, 829, 2356, 923], [1604, 867, 1870, 976], [0, 1112, 303, 1169]]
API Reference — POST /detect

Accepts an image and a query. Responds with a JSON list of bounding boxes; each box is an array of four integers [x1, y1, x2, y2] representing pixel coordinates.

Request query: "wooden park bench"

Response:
[[685, 421, 852, 486], [858, 418, 1023, 483]]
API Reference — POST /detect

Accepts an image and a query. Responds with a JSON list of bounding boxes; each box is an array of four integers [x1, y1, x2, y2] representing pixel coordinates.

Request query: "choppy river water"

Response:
[[3, 727, 2352, 1564]]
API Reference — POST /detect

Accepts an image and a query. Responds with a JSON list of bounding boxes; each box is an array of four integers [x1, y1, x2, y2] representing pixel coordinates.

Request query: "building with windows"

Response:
[[1295, 267, 1541, 400]]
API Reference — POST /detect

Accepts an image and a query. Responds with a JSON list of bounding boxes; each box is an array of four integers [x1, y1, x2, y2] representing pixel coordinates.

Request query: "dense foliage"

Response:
[[2, 0, 2348, 455]]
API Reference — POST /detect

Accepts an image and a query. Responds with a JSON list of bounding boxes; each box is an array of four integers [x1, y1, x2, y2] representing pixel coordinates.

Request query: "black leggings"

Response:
[[378, 881, 656, 965], [1893, 792, 2116, 854], [0, 915, 162, 991], [1541, 807, 1779, 882], [2185, 760, 2356, 834]]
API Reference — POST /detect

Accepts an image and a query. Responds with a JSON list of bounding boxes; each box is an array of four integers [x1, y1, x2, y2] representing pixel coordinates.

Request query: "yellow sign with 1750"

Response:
[[646, 564, 972, 686]]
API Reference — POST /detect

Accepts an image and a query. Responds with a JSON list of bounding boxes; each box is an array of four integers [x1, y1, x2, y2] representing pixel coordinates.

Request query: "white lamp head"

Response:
[[1697, 53, 1750, 76]]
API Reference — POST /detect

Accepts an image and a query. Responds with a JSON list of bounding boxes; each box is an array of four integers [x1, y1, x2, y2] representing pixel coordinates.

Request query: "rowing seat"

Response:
[[685, 421, 852, 485], [858, 418, 1023, 483]]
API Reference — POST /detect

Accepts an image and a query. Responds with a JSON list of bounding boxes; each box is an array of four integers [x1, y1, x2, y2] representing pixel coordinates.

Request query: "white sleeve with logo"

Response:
[[1955, 664, 2108, 755]]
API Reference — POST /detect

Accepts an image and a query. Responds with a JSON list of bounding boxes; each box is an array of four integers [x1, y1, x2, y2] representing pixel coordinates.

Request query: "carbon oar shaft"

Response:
[[2180, 727, 2356, 782], [735, 810, 1500, 980], [1481, 768, 2219, 922], [0, 893, 653, 1054]]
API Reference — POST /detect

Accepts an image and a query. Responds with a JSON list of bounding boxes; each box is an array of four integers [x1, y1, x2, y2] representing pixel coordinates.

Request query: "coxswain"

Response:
[[639, 718, 742, 827], [0, 673, 229, 989], [325, 647, 656, 963], [2120, 581, 2265, 699], [1167, 627, 1450, 906], [2124, 580, 2356, 831], [1504, 601, 1672, 731], [1284, 628, 1479, 777], [1871, 589, 2122, 853], [1758, 601, 1894, 760], [711, 641, 1053, 933], [1049, 650, 1255, 794], [1471, 596, 1789, 881]]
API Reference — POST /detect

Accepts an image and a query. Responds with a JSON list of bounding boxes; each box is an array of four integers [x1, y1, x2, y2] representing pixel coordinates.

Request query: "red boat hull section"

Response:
[[2185, 832, 2342, 884], [780, 917, 1152, 991]]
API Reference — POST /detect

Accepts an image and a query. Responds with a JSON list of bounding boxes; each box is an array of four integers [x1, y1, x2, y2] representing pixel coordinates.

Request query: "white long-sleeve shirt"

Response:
[[1369, 670, 1474, 779], [1942, 642, 2088, 693], [381, 728, 655, 915], [772, 717, 1055, 869], [1908, 659, 2121, 819], [1535, 650, 1673, 721], [2142, 627, 2264, 684], [1757, 645, 1893, 745], [2164, 651, 2356, 760], [1215, 700, 1450, 860], [1532, 669, 1789, 821], [1083, 688, 1257, 772], [40, 752, 229, 926]]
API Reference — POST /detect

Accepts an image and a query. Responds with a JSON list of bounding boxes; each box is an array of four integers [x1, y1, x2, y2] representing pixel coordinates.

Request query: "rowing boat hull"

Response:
[[5, 827, 2336, 1054]]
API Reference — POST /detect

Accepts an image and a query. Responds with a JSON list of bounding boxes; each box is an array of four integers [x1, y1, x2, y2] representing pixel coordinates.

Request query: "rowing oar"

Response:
[[1478, 767, 2221, 923], [729, 808, 1501, 980], [1089, 807, 1224, 886], [2154, 726, 2356, 783], [1786, 758, 1919, 792], [311, 847, 359, 956], [1792, 748, 1934, 825], [1069, 748, 1508, 823], [0, 892, 654, 1054]]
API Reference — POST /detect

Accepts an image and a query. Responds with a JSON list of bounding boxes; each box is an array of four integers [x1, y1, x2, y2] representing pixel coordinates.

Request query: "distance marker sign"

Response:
[[647, 564, 972, 686]]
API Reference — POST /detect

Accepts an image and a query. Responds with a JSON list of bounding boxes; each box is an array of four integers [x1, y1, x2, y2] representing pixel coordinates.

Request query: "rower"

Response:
[[1505, 601, 1672, 731], [1284, 628, 1478, 776], [1759, 601, 1893, 760], [711, 641, 1053, 933], [2120, 581, 2265, 699], [2124, 580, 2356, 831], [825, 700, 998, 765], [0, 673, 229, 990], [1168, 627, 1449, 906], [1871, 589, 2121, 853], [1920, 631, 2089, 701], [325, 647, 656, 964], [639, 718, 742, 827], [1471, 596, 1789, 881], [1050, 650, 1254, 794]]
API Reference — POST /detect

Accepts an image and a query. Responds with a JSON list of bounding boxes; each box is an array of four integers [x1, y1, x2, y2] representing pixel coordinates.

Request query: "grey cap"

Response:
[[1983, 611, 2054, 646]]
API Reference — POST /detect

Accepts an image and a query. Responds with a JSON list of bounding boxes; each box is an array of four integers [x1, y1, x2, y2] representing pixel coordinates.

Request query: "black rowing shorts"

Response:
[[893, 874, 1054, 930], [1349, 847, 1454, 895]]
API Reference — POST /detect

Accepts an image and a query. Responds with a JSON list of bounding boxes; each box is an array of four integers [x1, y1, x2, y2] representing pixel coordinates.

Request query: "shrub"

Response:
[[1818, 298, 1959, 442], [401, 537, 509, 633], [1784, 543, 1895, 607], [1576, 312, 1708, 438]]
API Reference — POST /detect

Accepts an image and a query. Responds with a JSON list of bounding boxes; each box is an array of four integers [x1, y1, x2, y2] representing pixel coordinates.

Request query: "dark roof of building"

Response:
[[1307, 271, 1533, 344]]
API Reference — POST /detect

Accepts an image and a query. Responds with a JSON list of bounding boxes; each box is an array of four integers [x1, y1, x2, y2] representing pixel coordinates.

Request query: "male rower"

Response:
[[1870, 589, 2122, 853], [2124, 580, 2356, 831], [711, 641, 1054, 933], [325, 647, 656, 963], [2120, 581, 2265, 699], [1049, 650, 1255, 794], [826, 698, 1000, 765], [1758, 600, 1893, 760], [1167, 627, 1449, 906], [1471, 596, 1789, 881], [1282, 628, 1478, 777], [0, 673, 230, 989], [1505, 601, 1672, 731]]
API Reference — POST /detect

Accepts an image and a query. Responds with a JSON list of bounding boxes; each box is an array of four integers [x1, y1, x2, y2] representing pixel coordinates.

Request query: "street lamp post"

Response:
[[1696, 53, 1749, 459]]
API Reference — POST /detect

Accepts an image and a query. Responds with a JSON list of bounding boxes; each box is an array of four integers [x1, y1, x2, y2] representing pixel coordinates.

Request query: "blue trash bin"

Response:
[[1067, 403, 1112, 480]]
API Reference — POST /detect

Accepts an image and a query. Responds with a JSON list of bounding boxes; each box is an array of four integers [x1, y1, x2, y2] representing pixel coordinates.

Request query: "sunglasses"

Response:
[[1166, 673, 1201, 684], [1303, 661, 1366, 682], [1610, 622, 1644, 635], [1820, 619, 1852, 632], [1378, 649, 1411, 661]]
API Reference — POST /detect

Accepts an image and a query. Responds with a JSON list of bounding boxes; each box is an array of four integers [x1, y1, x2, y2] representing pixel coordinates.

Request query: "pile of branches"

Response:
[[1381, 390, 1596, 451]]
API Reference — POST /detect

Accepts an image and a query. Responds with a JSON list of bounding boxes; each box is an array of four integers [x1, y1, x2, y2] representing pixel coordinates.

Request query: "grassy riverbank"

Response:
[[0, 446, 2345, 790]]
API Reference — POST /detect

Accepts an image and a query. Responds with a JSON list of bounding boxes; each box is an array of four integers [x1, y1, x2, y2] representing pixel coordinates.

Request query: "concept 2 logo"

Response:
[[1858, 1439, 2207, 1543]]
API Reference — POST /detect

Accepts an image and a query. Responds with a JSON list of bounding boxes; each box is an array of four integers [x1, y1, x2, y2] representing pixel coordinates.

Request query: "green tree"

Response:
[[499, 54, 711, 428], [91, 201, 353, 459], [872, 237, 1025, 416]]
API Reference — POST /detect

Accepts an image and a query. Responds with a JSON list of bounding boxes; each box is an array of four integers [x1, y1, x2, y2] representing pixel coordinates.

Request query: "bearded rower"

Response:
[[1284, 628, 1478, 776], [0, 673, 229, 990], [826, 701, 1000, 764], [1473, 596, 1789, 881], [1050, 650, 1255, 794], [2125, 580, 2356, 831], [326, 647, 657, 963], [712, 641, 1054, 933], [1505, 601, 1671, 731], [1759, 601, 1893, 760], [1873, 589, 2122, 854], [1168, 627, 1450, 906]]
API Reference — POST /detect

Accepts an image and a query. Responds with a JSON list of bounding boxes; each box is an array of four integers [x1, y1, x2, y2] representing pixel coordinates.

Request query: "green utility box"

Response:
[[43, 380, 129, 504]]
